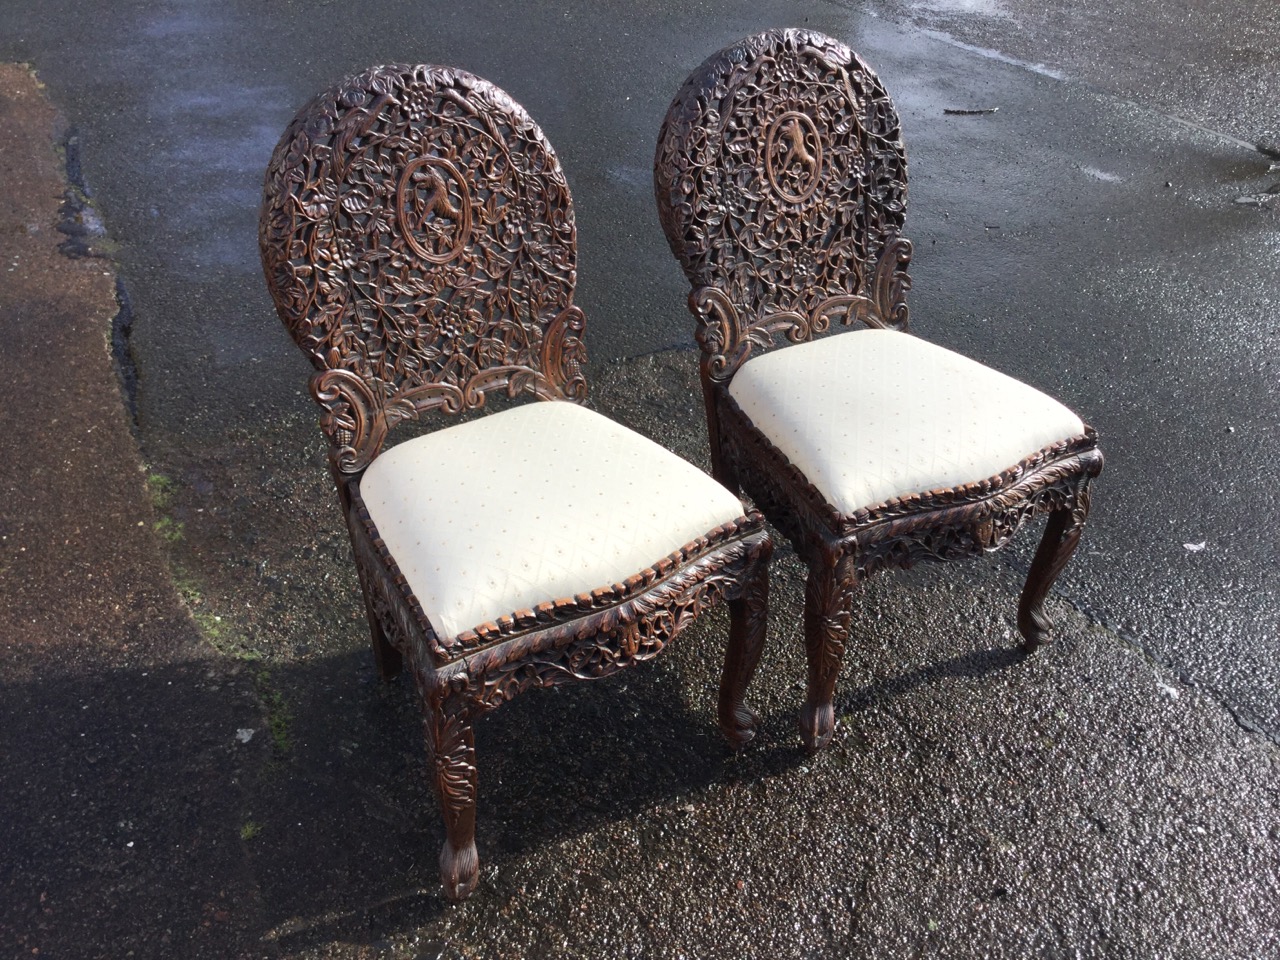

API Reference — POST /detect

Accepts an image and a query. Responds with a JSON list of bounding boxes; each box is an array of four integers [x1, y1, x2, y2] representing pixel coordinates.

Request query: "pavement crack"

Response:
[[1061, 595, 1280, 753], [54, 122, 142, 434], [55, 127, 110, 260]]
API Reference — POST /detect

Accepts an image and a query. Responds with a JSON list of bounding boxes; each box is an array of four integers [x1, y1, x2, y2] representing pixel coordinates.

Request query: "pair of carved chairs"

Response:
[[259, 29, 1100, 901]]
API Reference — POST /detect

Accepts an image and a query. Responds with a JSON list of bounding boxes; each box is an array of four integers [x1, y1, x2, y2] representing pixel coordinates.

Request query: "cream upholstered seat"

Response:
[[360, 401, 747, 641], [728, 329, 1086, 517]]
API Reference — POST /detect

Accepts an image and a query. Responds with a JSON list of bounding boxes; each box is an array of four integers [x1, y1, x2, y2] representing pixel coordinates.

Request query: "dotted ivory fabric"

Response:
[[359, 401, 746, 640], [728, 329, 1086, 516]]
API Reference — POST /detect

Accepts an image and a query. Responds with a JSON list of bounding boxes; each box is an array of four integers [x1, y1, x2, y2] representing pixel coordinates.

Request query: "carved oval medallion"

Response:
[[397, 157, 472, 264], [765, 111, 822, 203]]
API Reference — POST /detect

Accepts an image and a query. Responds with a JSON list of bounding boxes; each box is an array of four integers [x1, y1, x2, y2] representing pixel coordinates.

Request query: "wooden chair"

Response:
[[259, 63, 772, 900], [654, 29, 1103, 752]]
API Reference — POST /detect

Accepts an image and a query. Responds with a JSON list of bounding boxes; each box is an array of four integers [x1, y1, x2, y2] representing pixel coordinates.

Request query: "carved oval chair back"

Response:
[[655, 30, 1103, 752], [261, 64, 771, 901]]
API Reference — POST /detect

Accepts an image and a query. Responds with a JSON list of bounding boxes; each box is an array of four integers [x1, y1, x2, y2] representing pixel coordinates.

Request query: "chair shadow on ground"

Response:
[[834, 644, 1029, 725], [251, 634, 813, 954], [256, 603, 1030, 953], [0, 603, 1034, 957]]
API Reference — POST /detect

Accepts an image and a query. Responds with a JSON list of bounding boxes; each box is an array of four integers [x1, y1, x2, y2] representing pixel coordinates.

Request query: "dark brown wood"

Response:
[[1018, 489, 1093, 650], [260, 64, 587, 475], [655, 29, 1103, 753], [719, 538, 773, 746], [260, 63, 772, 900]]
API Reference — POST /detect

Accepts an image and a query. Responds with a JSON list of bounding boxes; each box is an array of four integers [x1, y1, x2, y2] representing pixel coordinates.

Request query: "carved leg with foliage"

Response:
[[718, 544, 772, 748], [1017, 484, 1092, 651], [800, 553, 856, 753], [424, 697, 479, 901]]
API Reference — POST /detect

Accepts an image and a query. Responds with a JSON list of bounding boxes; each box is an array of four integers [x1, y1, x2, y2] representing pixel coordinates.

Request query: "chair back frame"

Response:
[[654, 28, 913, 386], [261, 64, 587, 475]]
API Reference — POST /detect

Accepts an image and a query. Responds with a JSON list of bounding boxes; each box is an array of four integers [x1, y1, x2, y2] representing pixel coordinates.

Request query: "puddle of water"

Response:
[[911, 0, 1009, 17]]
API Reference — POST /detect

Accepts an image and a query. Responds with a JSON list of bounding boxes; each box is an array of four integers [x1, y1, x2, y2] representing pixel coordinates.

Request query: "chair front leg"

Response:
[[1017, 483, 1093, 651], [800, 552, 857, 753], [718, 542, 773, 748], [424, 696, 479, 901]]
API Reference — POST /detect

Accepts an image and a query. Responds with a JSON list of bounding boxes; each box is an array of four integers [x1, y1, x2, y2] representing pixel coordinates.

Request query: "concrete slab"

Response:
[[0, 63, 271, 959]]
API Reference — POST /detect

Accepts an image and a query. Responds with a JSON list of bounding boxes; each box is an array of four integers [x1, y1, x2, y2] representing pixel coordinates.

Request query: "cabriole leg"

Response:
[[800, 555, 855, 753], [424, 700, 479, 901], [1017, 486, 1092, 651], [718, 544, 772, 748]]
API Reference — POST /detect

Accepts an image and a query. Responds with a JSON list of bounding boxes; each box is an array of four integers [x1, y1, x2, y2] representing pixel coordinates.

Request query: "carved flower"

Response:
[[337, 81, 368, 109], [314, 221, 359, 275], [770, 52, 804, 85], [426, 302, 485, 374], [402, 80, 434, 123], [302, 111, 334, 142], [437, 308, 472, 344], [720, 175, 762, 219], [759, 243, 820, 299], [791, 247, 819, 285], [500, 200, 531, 246], [298, 177, 339, 220]]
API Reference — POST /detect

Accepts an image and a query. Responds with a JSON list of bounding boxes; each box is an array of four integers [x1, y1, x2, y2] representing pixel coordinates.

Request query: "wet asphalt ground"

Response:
[[1, 1, 1277, 957]]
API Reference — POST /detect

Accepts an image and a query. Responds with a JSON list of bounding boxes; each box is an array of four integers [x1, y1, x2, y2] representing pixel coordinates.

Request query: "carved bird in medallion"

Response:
[[414, 166, 463, 223], [778, 117, 817, 173]]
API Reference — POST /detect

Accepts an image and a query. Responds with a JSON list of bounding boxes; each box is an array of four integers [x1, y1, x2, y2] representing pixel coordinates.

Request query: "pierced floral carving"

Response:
[[853, 470, 1098, 581], [261, 63, 587, 471], [656, 28, 910, 379]]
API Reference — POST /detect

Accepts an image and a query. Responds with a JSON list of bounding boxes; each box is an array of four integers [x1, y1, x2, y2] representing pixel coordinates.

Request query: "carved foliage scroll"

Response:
[[438, 533, 773, 716], [655, 29, 910, 377], [260, 64, 586, 471]]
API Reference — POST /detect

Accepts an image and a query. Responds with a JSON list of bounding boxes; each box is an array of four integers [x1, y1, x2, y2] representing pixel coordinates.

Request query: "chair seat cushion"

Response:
[[358, 401, 747, 641], [728, 329, 1087, 517]]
